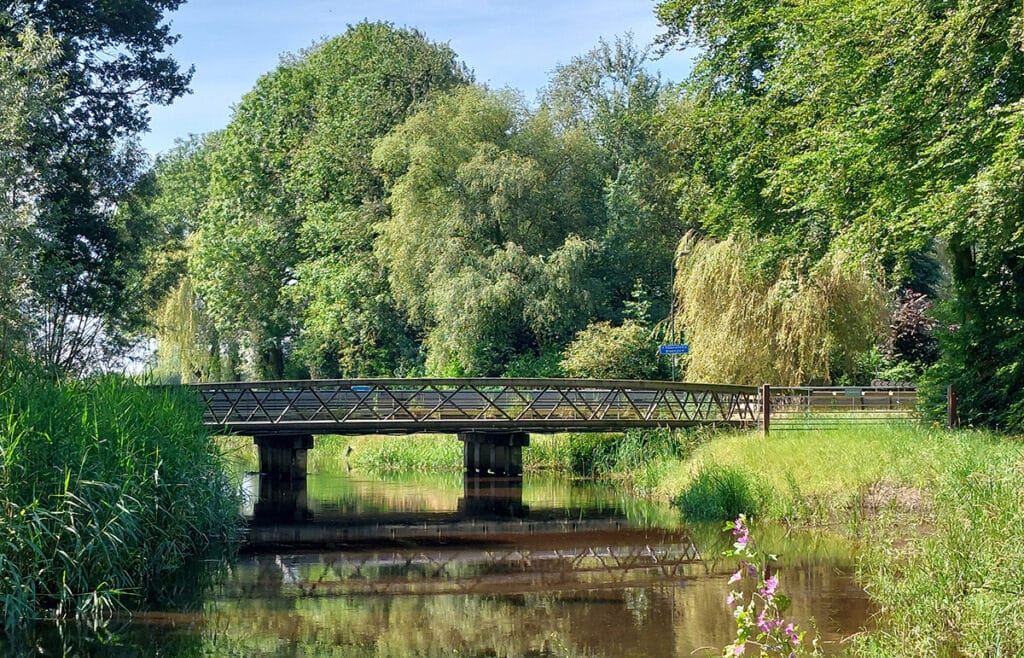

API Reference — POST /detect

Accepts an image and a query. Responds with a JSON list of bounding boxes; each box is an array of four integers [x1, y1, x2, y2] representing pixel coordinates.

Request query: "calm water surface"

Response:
[[13, 472, 870, 656]]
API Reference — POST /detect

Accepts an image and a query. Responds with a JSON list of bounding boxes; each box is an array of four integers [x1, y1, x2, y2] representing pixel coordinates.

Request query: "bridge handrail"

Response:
[[185, 377, 759, 395]]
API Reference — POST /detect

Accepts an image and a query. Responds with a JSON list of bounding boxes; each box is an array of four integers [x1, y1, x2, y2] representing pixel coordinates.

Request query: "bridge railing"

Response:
[[189, 378, 761, 434]]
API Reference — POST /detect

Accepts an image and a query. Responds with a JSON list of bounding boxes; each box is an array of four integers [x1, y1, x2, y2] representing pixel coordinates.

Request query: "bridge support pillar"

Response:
[[254, 434, 314, 479], [458, 431, 529, 476]]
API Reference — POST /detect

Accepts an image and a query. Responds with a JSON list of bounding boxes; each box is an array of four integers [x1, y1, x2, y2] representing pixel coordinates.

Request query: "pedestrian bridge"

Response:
[[188, 378, 913, 478], [189, 378, 759, 478], [191, 378, 760, 435]]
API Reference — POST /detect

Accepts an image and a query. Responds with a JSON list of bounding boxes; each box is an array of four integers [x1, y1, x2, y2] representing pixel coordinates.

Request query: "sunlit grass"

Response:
[[853, 448, 1024, 656], [657, 423, 1019, 521]]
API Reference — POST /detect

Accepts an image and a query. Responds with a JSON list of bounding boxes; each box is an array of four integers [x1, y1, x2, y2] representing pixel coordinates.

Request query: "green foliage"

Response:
[[656, 0, 1024, 423], [855, 448, 1024, 656], [542, 35, 685, 319], [676, 236, 887, 385], [501, 347, 565, 378], [374, 85, 605, 374], [0, 363, 238, 628], [561, 320, 666, 380], [675, 466, 764, 521], [171, 22, 469, 379], [0, 25, 62, 365], [1, 1, 192, 373]]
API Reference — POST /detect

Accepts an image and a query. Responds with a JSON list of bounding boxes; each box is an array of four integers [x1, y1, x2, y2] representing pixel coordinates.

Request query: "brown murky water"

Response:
[[11, 472, 870, 656]]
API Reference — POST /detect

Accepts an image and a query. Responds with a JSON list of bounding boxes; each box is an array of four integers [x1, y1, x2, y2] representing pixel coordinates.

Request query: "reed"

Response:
[[853, 449, 1024, 656], [0, 363, 239, 629]]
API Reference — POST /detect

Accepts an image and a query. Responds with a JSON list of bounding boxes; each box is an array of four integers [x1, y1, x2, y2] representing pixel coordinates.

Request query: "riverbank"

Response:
[[0, 368, 239, 630], [272, 423, 1024, 655]]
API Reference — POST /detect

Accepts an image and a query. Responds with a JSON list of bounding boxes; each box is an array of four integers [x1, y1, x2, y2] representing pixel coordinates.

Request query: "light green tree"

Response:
[[374, 86, 605, 374]]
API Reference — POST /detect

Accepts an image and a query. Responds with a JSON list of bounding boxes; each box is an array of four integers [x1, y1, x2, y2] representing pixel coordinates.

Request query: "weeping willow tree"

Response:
[[151, 276, 239, 383], [675, 237, 887, 385]]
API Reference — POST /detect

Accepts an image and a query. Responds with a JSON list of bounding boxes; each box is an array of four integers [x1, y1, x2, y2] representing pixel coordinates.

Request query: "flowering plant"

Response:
[[721, 515, 819, 657]]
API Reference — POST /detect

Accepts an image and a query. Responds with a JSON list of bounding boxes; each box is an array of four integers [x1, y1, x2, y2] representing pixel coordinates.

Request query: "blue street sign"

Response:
[[658, 344, 689, 355]]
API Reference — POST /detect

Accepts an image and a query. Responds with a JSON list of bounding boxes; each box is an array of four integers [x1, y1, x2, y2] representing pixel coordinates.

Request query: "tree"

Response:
[[675, 237, 887, 385], [284, 23, 468, 377], [185, 23, 468, 379], [541, 35, 684, 321], [656, 0, 1024, 424], [1, 1, 193, 372], [0, 24, 62, 365], [190, 58, 314, 379], [373, 86, 605, 375]]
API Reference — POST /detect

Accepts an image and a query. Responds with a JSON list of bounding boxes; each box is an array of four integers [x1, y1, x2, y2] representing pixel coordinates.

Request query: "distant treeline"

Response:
[[2, 2, 1023, 429]]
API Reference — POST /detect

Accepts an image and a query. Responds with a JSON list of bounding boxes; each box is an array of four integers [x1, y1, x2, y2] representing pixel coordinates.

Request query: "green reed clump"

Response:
[[0, 365, 239, 630], [342, 435, 462, 473], [674, 465, 765, 521], [527, 429, 702, 481]]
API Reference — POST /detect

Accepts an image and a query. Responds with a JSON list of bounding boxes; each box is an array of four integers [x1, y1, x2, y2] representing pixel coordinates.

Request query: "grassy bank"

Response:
[[0, 367, 239, 630], [650, 423, 1024, 655], [662, 424, 1019, 524]]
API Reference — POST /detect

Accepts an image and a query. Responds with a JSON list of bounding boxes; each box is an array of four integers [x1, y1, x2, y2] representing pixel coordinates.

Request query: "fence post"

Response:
[[947, 384, 959, 429], [761, 384, 771, 436]]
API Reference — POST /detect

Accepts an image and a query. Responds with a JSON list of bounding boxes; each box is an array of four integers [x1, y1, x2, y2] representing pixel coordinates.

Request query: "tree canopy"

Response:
[[14, 2, 1024, 430]]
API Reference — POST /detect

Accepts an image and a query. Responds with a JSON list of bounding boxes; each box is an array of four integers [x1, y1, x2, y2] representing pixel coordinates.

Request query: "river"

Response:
[[11, 471, 870, 656]]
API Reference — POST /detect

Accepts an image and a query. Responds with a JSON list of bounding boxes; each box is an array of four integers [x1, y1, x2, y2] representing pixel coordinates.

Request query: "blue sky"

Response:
[[142, 0, 695, 156]]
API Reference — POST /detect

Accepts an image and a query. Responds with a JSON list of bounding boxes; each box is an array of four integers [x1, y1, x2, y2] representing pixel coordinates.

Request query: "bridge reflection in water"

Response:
[[235, 473, 701, 599]]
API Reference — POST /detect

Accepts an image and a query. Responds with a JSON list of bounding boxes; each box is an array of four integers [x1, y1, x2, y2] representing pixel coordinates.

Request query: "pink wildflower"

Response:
[[759, 574, 778, 598]]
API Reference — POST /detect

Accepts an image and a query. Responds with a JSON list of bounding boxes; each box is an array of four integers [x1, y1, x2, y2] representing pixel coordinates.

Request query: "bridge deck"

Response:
[[191, 378, 760, 435]]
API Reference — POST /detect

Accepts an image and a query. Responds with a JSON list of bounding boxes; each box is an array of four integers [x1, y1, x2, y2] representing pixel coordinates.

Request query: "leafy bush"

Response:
[[675, 465, 764, 521], [561, 320, 666, 380]]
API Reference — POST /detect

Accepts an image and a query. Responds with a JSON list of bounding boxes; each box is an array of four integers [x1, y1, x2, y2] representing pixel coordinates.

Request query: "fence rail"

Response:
[[766, 386, 918, 429]]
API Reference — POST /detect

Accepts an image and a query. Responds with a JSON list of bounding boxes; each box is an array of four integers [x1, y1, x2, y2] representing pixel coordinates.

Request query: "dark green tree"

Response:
[[186, 22, 467, 379], [656, 0, 1024, 425], [1, 1, 192, 372]]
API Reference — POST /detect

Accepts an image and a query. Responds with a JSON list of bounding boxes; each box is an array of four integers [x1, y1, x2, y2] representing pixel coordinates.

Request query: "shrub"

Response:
[[675, 465, 764, 521], [561, 320, 666, 380]]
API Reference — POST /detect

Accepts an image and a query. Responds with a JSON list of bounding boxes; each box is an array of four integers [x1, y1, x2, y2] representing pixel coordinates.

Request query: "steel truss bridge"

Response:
[[191, 378, 762, 435]]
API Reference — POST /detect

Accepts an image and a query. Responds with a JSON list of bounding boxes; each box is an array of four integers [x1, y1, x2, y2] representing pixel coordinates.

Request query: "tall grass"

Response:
[[660, 423, 1020, 523], [853, 449, 1024, 656], [0, 364, 239, 629], [527, 428, 705, 493]]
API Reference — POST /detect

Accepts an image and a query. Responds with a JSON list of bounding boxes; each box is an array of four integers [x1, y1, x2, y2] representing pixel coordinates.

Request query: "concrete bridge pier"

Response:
[[458, 431, 529, 476], [254, 433, 314, 479]]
